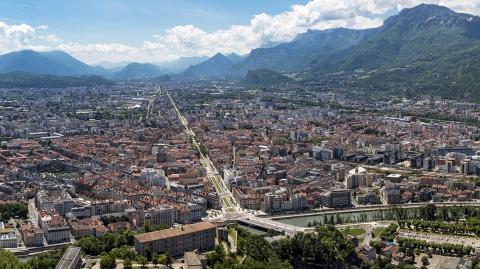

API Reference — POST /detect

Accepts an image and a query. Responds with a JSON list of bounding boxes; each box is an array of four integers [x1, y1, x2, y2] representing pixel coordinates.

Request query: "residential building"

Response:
[[35, 187, 75, 216], [39, 211, 71, 244], [146, 205, 175, 227], [0, 223, 18, 248], [20, 222, 44, 247], [134, 222, 216, 256]]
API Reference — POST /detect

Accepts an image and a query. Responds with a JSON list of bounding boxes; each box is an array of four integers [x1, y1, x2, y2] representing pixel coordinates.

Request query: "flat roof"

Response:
[[135, 222, 216, 243]]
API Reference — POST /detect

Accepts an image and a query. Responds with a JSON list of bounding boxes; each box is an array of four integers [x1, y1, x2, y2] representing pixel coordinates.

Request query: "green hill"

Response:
[[242, 69, 292, 86], [0, 72, 113, 88], [311, 4, 480, 101]]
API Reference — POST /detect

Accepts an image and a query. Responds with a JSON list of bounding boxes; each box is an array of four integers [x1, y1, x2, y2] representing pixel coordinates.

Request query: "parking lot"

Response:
[[398, 230, 480, 248]]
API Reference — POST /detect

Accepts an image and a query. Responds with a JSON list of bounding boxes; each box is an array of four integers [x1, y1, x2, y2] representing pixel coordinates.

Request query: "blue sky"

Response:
[[0, 0, 478, 64], [0, 0, 309, 46]]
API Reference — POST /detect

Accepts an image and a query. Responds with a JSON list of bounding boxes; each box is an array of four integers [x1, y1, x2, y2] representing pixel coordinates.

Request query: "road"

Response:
[[145, 87, 162, 122], [165, 89, 240, 214], [28, 198, 39, 227]]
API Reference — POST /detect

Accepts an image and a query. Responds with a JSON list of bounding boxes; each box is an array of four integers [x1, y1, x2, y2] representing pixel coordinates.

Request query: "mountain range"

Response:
[[227, 4, 480, 100], [1, 4, 480, 99], [313, 4, 480, 100], [229, 27, 377, 76], [0, 50, 107, 76], [0, 51, 204, 81], [155, 56, 209, 73]]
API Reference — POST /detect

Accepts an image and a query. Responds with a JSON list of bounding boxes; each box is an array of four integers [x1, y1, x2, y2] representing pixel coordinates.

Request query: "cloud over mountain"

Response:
[[1, 0, 480, 63]]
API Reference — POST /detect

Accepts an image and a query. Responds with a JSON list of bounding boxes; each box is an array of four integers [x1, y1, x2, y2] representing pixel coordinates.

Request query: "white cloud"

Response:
[[39, 34, 62, 43], [36, 24, 48, 30], [0, 21, 37, 51], [55, 42, 140, 64]]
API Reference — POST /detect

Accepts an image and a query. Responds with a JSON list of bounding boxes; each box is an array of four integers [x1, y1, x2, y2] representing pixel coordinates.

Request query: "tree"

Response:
[[157, 254, 167, 265], [165, 252, 173, 267], [421, 256, 429, 266], [142, 222, 151, 233], [421, 204, 437, 221], [110, 246, 136, 260], [144, 247, 152, 261], [100, 254, 116, 269], [27, 248, 66, 269], [152, 253, 159, 267], [272, 226, 359, 267], [137, 256, 148, 269], [0, 202, 28, 222], [0, 249, 30, 269], [123, 258, 132, 269], [207, 245, 226, 267], [75, 230, 135, 256]]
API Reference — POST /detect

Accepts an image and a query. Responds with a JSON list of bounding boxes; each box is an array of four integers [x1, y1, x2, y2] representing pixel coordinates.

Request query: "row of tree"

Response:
[[396, 237, 474, 256], [399, 219, 480, 236], [305, 204, 480, 227]]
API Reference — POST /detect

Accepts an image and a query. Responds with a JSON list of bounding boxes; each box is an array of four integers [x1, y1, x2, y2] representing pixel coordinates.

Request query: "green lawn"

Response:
[[222, 197, 233, 208], [343, 228, 366, 237], [210, 176, 222, 192], [372, 227, 386, 238]]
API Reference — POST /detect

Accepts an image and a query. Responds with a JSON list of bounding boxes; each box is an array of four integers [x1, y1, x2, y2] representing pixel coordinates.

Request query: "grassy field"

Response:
[[343, 228, 366, 237], [210, 176, 222, 192], [372, 227, 386, 238], [222, 196, 233, 208]]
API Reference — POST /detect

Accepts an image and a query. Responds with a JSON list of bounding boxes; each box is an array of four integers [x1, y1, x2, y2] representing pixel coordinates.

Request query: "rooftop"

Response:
[[134, 222, 216, 243]]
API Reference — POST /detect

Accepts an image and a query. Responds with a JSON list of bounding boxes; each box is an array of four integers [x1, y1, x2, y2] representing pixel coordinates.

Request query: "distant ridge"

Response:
[[229, 28, 377, 76], [222, 4, 480, 101], [0, 72, 113, 88], [183, 53, 241, 78], [0, 50, 107, 76], [309, 4, 480, 101], [113, 62, 164, 80], [154, 56, 209, 73]]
